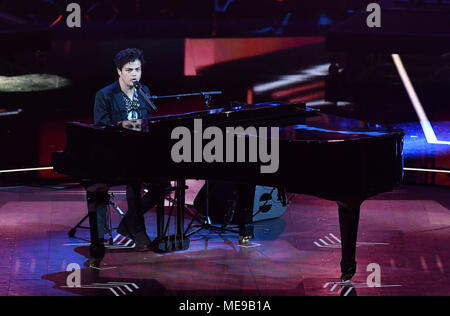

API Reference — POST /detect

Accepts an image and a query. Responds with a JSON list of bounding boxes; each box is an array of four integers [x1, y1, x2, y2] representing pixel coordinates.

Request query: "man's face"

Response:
[[117, 60, 142, 88]]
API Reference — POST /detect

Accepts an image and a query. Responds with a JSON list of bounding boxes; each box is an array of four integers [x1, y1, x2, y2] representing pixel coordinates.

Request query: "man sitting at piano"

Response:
[[90, 48, 164, 254]]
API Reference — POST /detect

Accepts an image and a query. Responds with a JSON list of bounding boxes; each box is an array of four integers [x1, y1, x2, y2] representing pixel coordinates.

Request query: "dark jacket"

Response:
[[94, 81, 153, 126]]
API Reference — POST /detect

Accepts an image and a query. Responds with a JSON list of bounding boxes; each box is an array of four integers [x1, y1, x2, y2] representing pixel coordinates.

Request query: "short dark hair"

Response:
[[114, 48, 145, 71]]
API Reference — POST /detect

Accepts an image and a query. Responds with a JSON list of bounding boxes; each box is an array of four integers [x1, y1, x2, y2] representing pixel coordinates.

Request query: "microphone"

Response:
[[133, 81, 157, 111]]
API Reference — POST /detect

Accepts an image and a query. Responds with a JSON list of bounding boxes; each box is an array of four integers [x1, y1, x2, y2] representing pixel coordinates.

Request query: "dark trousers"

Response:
[[121, 181, 170, 234]]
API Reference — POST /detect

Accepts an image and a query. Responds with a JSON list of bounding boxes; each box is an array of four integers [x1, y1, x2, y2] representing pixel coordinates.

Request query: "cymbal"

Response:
[[0, 73, 71, 92]]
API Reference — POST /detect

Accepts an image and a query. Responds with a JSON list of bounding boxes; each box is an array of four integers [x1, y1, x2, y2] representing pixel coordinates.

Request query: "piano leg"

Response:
[[238, 183, 255, 244], [86, 184, 109, 267], [338, 200, 362, 281]]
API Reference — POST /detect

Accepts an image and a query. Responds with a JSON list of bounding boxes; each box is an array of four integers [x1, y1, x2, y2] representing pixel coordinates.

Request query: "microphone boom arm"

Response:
[[134, 82, 157, 111], [150, 91, 222, 100], [134, 81, 222, 111]]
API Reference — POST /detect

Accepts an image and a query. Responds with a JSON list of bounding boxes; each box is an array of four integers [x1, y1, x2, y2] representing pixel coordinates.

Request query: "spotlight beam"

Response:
[[392, 54, 450, 145], [404, 167, 450, 174], [0, 167, 54, 174]]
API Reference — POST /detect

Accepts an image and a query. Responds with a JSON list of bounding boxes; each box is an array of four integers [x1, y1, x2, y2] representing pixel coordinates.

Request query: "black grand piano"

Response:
[[52, 102, 405, 281]]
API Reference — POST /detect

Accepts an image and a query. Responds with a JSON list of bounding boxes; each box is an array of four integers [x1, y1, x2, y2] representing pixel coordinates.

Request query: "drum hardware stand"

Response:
[[184, 179, 242, 240]]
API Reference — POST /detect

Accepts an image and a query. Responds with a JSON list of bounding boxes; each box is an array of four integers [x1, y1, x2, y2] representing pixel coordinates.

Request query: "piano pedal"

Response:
[[151, 236, 190, 253]]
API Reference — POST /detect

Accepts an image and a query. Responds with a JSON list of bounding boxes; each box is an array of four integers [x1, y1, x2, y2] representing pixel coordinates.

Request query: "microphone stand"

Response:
[[134, 83, 157, 111]]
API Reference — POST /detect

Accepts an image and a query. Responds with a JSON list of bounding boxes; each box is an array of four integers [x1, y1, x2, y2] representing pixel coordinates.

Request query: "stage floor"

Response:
[[0, 181, 448, 296]]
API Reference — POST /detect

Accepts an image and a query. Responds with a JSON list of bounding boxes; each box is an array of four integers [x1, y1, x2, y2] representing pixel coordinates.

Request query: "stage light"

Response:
[[392, 54, 450, 145], [253, 64, 330, 93], [0, 74, 71, 92]]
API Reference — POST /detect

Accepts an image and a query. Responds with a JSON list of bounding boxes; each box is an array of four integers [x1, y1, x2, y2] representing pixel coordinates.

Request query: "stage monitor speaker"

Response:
[[252, 185, 287, 222], [193, 181, 287, 224]]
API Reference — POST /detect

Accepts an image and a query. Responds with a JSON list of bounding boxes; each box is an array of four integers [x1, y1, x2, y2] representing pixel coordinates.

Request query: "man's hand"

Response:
[[120, 119, 142, 131]]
